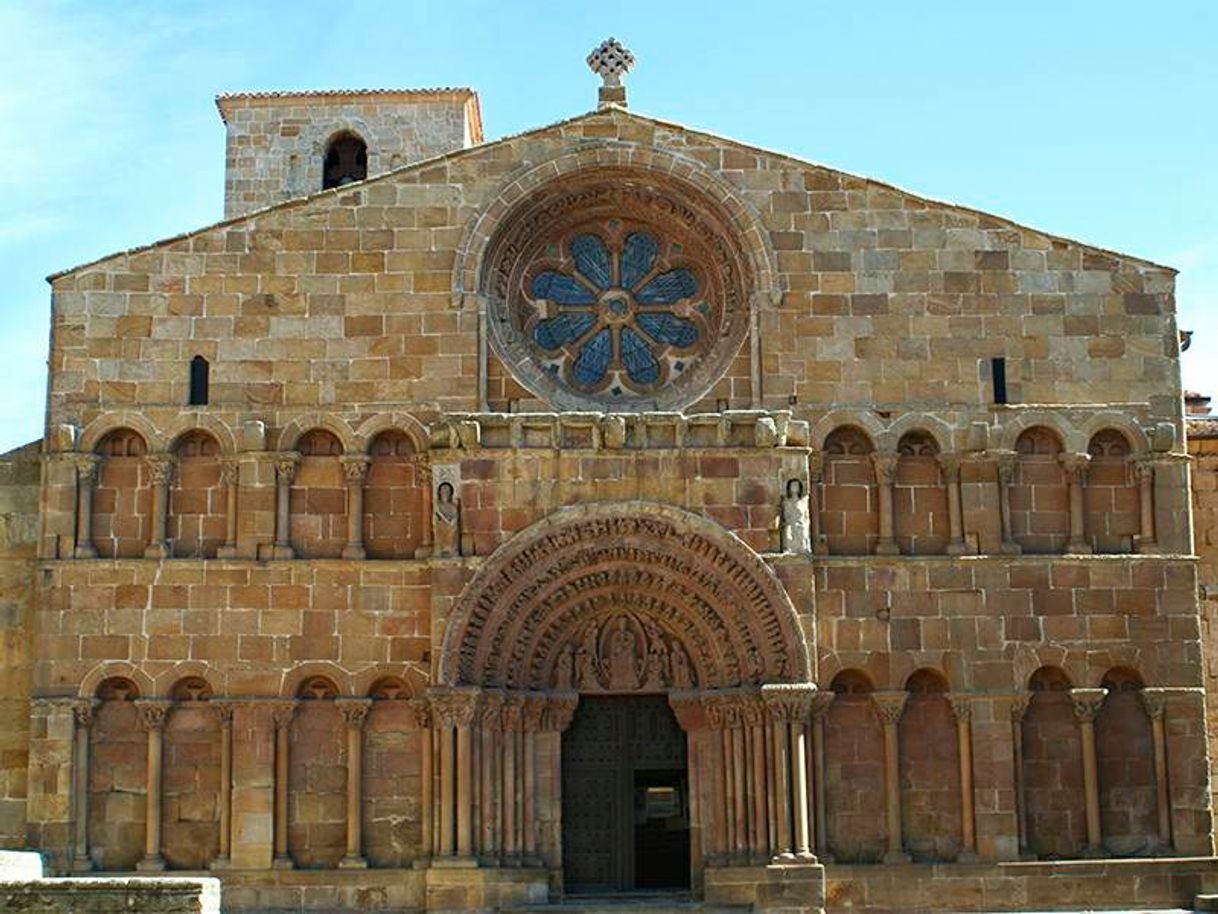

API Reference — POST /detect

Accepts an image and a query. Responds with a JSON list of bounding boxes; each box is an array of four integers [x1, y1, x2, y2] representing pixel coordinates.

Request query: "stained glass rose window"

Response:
[[483, 178, 752, 411], [524, 224, 708, 396]]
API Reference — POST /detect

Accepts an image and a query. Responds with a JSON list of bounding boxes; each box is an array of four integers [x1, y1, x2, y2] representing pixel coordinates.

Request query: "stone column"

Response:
[[872, 455, 901, 555], [1009, 694, 1031, 859], [216, 459, 240, 559], [522, 696, 544, 865], [744, 697, 768, 862], [729, 704, 748, 861], [143, 454, 174, 559], [1070, 688, 1107, 855], [73, 455, 100, 558], [872, 691, 910, 863], [502, 695, 523, 865], [430, 689, 480, 865], [995, 450, 1022, 554], [135, 700, 171, 871], [948, 694, 978, 861], [1134, 459, 1159, 553], [209, 702, 235, 869], [270, 700, 298, 868], [1139, 688, 1173, 850], [339, 456, 370, 560], [939, 455, 973, 555], [272, 454, 299, 560], [70, 699, 98, 871], [414, 457, 434, 558], [701, 695, 731, 862], [1060, 452, 1093, 554], [809, 452, 829, 555], [810, 691, 835, 861], [408, 700, 434, 863], [337, 699, 371, 868], [761, 685, 817, 863], [477, 692, 503, 862]]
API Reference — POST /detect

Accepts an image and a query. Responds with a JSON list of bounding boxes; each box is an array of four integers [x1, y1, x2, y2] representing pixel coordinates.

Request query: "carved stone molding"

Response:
[[761, 682, 817, 724], [336, 699, 372, 729], [218, 459, 240, 487], [1139, 687, 1170, 721], [1059, 452, 1091, 484], [145, 454, 175, 487], [134, 699, 172, 732], [428, 688, 481, 728], [73, 454, 100, 484], [274, 453, 301, 485], [994, 449, 1018, 485], [871, 454, 899, 485], [946, 693, 972, 723], [267, 700, 299, 731], [937, 454, 962, 484], [72, 698, 99, 729], [339, 455, 370, 484], [209, 700, 237, 727]]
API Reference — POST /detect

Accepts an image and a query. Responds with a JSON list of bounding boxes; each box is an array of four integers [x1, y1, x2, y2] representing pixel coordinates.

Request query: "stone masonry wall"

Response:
[[0, 442, 40, 847], [1190, 428, 1218, 844]]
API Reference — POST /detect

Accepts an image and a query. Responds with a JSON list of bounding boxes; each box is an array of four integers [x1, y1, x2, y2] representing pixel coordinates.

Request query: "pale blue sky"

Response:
[[2, 0, 1215, 452]]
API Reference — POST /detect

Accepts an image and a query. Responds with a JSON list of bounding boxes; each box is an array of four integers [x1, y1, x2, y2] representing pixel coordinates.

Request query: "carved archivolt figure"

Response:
[[433, 481, 460, 557], [781, 477, 811, 554]]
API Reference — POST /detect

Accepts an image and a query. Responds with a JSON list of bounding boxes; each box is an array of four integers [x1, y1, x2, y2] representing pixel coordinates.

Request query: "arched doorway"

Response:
[[435, 503, 816, 899]]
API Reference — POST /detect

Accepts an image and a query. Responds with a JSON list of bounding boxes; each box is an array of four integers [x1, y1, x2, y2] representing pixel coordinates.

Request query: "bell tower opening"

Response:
[[322, 132, 368, 189], [562, 695, 690, 894]]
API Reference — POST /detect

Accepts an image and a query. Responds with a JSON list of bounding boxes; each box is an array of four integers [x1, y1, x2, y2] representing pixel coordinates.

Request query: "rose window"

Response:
[[523, 225, 709, 397]]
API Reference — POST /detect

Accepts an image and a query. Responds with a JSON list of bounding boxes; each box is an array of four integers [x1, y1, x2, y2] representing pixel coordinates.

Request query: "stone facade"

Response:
[[2, 63, 1216, 913]]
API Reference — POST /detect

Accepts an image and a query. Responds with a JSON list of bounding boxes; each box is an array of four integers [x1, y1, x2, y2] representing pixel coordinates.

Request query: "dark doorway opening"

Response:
[[562, 695, 690, 895]]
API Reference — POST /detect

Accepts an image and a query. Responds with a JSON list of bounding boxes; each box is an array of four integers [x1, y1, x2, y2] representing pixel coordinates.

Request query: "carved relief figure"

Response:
[[781, 477, 811, 554], [607, 616, 641, 690], [433, 481, 460, 557]]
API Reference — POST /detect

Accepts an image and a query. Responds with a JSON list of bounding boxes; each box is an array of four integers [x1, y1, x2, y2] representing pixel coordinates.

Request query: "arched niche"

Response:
[[365, 429, 423, 559], [824, 669, 884, 862], [821, 426, 878, 556], [894, 431, 947, 556], [1023, 666, 1085, 858], [899, 669, 961, 861], [89, 677, 145, 870], [439, 503, 809, 691], [92, 428, 150, 558], [291, 429, 347, 558], [161, 676, 219, 869], [1085, 429, 1138, 554], [1011, 426, 1068, 554], [288, 675, 345, 868], [169, 430, 223, 558], [1096, 667, 1157, 855]]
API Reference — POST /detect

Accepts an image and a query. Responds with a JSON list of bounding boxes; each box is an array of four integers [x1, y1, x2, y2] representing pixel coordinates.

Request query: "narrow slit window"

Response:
[[991, 357, 1008, 404], [189, 355, 210, 406]]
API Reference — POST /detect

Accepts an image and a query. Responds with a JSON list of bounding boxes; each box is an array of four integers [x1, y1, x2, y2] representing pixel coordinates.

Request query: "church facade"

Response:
[[1, 44, 1216, 912]]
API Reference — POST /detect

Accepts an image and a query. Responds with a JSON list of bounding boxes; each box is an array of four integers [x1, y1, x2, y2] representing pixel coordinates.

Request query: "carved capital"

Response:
[[209, 700, 236, 727], [994, 449, 1018, 485], [30, 697, 80, 719], [937, 454, 962, 484], [146, 454, 175, 487], [810, 690, 835, 719], [410, 456, 433, 486], [1134, 458, 1156, 484], [542, 692, 578, 732], [74, 454, 101, 485], [337, 698, 372, 729], [522, 694, 547, 732], [267, 699, 299, 731], [218, 459, 240, 487], [1009, 693, 1031, 724], [1139, 687, 1170, 721], [761, 682, 817, 724], [807, 452, 824, 484], [428, 688, 480, 729], [668, 691, 707, 731], [500, 694, 524, 731], [871, 454, 899, 485], [871, 690, 908, 725], [339, 455, 370, 484], [406, 698, 432, 730], [135, 699, 172, 732], [1058, 452, 1091, 484], [947, 693, 972, 723], [275, 453, 300, 485], [1069, 688, 1107, 723], [72, 698, 99, 729]]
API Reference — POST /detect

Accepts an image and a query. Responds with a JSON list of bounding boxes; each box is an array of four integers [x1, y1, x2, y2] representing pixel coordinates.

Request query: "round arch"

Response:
[[78, 412, 163, 454], [438, 502, 810, 691], [163, 412, 238, 455], [273, 413, 357, 454], [352, 412, 430, 455]]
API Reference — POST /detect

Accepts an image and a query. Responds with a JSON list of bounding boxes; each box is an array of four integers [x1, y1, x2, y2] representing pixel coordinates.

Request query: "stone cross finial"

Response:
[[588, 37, 635, 109]]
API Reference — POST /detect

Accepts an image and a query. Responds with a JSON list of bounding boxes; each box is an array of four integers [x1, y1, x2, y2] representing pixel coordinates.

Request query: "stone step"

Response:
[[508, 895, 750, 914], [1197, 895, 1218, 912]]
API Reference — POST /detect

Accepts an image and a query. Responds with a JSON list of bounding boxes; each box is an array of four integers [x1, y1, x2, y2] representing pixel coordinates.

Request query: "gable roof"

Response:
[[48, 105, 1175, 282]]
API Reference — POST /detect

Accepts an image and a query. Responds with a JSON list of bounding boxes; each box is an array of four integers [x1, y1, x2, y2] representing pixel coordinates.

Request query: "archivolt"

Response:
[[439, 502, 810, 690]]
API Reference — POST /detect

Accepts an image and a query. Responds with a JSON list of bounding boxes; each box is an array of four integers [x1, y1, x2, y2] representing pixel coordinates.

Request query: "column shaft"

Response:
[[136, 702, 169, 871], [790, 721, 812, 858], [996, 452, 1021, 554], [1061, 453, 1092, 554], [770, 722, 792, 858], [439, 727, 455, 857], [522, 730, 537, 862], [812, 711, 830, 860], [273, 708, 294, 867], [952, 698, 977, 860], [457, 723, 474, 859], [339, 702, 369, 868], [1136, 461, 1158, 552], [1080, 719, 1102, 850], [873, 692, 909, 863], [213, 705, 234, 867], [340, 457, 369, 560], [749, 721, 767, 859], [874, 456, 900, 555], [218, 460, 239, 558], [273, 455, 298, 559], [71, 702, 94, 871], [74, 458, 99, 558], [731, 725, 747, 859]]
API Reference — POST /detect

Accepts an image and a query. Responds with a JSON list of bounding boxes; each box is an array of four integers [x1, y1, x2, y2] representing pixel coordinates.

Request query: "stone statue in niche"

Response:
[[433, 481, 460, 557], [555, 644, 575, 690], [575, 628, 597, 689], [670, 642, 693, 689], [781, 477, 811, 554]]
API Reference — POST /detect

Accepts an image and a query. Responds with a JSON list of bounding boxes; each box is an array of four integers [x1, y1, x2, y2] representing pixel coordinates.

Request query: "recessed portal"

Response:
[[562, 695, 689, 894]]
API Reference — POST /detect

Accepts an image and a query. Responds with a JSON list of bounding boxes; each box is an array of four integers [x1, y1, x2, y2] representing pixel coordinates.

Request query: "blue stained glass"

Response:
[[533, 312, 597, 350], [570, 234, 612, 290], [636, 268, 698, 304], [636, 313, 698, 348], [532, 271, 596, 304], [573, 329, 612, 387], [620, 328, 660, 385], [620, 233, 658, 289]]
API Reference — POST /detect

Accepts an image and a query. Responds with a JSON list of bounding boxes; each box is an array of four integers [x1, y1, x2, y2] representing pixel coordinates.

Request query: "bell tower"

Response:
[[216, 88, 482, 218]]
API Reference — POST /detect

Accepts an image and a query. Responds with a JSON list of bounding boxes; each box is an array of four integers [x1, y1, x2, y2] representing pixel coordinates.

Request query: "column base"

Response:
[[882, 849, 911, 864], [431, 855, 479, 869], [208, 855, 234, 871], [946, 541, 975, 556], [216, 545, 238, 559], [1063, 540, 1093, 555], [338, 854, 368, 869], [956, 849, 980, 863], [874, 542, 901, 556], [69, 857, 94, 873], [1134, 537, 1160, 555], [271, 544, 295, 560], [1081, 843, 1105, 859], [272, 854, 295, 870], [143, 542, 169, 560], [341, 544, 367, 560], [999, 541, 1023, 555], [136, 854, 165, 872], [413, 545, 434, 559], [73, 544, 97, 559]]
